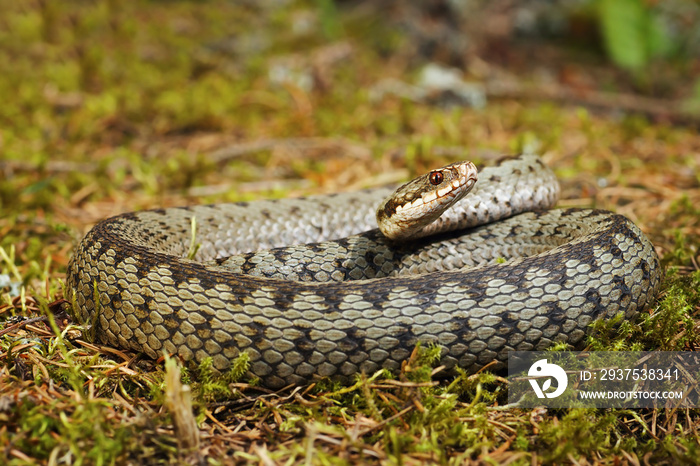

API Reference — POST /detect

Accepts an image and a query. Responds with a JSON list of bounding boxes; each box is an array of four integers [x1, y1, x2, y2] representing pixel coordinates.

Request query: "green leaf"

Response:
[[646, 14, 674, 59], [598, 0, 648, 70]]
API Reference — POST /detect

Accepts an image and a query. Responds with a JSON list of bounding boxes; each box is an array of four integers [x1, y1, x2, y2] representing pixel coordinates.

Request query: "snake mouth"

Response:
[[395, 172, 477, 214]]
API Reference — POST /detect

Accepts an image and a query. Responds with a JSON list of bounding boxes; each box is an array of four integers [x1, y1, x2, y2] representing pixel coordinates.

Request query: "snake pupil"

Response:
[[429, 171, 443, 185]]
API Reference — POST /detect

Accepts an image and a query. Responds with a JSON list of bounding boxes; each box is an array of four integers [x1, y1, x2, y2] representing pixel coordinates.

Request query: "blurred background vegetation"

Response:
[[1, 0, 700, 464]]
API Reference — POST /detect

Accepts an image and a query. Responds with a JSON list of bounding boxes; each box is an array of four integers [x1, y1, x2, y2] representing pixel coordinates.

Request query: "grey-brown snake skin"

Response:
[[67, 155, 662, 387]]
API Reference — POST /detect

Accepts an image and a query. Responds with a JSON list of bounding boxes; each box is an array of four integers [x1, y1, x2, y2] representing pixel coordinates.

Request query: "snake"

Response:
[[66, 154, 662, 388]]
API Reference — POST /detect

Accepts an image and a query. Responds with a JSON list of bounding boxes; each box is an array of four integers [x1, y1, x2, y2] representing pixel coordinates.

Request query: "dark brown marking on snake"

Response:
[[612, 274, 632, 297], [546, 302, 567, 323], [379, 200, 399, 218], [493, 154, 518, 165], [584, 288, 602, 306], [639, 260, 651, 281], [294, 332, 316, 353]]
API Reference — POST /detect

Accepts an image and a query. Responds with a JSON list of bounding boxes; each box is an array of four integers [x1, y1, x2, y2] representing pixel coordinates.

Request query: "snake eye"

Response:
[[429, 171, 443, 185]]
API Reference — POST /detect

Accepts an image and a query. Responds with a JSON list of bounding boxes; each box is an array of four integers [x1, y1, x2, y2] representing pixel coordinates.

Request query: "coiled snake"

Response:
[[67, 155, 662, 387]]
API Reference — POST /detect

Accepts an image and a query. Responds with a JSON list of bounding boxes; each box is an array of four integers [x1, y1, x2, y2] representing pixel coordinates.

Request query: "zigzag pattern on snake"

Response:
[[67, 155, 662, 388]]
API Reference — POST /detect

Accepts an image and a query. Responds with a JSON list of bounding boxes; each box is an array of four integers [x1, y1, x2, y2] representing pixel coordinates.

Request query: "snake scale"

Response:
[[67, 155, 662, 388]]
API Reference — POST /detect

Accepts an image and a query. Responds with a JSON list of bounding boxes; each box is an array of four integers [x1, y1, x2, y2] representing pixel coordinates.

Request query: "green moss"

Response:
[[586, 270, 700, 352], [538, 410, 625, 462], [189, 354, 251, 402], [1, 0, 699, 463]]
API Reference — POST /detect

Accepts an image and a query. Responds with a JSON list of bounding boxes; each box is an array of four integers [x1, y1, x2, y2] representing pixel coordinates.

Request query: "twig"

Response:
[[0, 316, 47, 337], [208, 137, 370, 164], [485, 80, 700, 126]]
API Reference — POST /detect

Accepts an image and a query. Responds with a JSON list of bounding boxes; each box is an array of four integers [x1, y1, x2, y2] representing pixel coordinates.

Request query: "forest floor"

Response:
[[1, 1, 700, 464]]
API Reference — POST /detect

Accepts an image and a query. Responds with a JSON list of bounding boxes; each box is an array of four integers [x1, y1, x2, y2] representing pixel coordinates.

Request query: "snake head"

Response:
[[376, 161, 478, 240]]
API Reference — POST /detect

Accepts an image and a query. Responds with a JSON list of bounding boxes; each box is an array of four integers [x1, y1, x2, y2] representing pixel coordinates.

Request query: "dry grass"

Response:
[[1, 1, 700, 464]]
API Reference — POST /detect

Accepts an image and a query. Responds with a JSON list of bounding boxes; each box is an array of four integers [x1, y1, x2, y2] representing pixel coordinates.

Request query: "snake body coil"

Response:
[[67, 155, 662, 387]]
